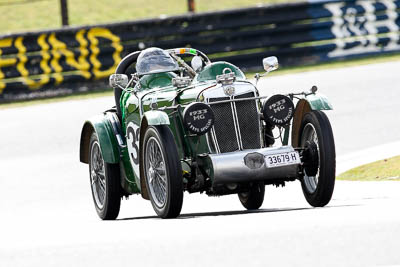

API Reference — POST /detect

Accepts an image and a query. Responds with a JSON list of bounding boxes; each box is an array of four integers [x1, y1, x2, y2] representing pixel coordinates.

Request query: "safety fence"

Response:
[[0, 0, 399, 101]]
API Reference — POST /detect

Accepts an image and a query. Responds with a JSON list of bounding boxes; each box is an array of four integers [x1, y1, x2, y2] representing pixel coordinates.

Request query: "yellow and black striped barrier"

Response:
[[1, 0, 400, 101], [0, 27, 122, 100]]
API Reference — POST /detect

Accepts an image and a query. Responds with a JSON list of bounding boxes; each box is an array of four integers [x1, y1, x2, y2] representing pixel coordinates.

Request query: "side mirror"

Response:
[[109, 74, 129, 88], [263, 56, 279, 73], [191, 56, 203, 72]]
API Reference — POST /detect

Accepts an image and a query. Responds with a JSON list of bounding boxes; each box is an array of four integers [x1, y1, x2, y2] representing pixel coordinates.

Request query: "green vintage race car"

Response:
[[79, 47, 335, 219]]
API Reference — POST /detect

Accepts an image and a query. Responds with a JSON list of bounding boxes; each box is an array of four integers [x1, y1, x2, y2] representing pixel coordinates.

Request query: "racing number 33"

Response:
[[127, 122, 140, 166]]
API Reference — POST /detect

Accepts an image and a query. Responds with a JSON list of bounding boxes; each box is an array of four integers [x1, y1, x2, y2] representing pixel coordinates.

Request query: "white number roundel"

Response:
[[126, 122, 140, 177]]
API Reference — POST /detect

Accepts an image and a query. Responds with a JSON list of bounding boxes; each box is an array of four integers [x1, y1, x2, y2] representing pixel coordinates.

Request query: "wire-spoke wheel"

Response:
[[89, 133, 121, 220], [299, 111, 335, 207], [143, 125, 183, 218], [145, 137, 168, 208], [301, 123, 320, 194]]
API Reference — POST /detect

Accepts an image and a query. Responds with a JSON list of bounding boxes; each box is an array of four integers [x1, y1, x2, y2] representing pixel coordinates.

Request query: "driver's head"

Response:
[[136, 47, 179, 75]]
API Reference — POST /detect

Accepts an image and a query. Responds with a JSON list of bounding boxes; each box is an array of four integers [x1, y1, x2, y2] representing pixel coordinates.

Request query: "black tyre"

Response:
[[89, 132, 121, 220], [238, 182, 265, 210], [142, 125, 183, 218], [299, 111, 335, 207]]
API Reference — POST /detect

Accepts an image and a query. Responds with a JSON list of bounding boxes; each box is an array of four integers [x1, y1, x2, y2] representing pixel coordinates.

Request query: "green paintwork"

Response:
[[88, 53, 335, 198], [126, 94, 139, 113], [115, 61, 251, 194], [120, 146, 141, 194], [84, 114, 120, 164], [284, 94, 332, 146], [144, 110, 170, 125], [141, 87, 178, 111], [194, 62, 245, 82], [80, 114, 141, 194], [121, 110, 140, 186], [306, 93, 333, 110], [177, 83, 216, 104], [118, 75, 216, 192], [138, 82, 214, 158], [139, 72, 177, 90], [119, 85, 180, 191]]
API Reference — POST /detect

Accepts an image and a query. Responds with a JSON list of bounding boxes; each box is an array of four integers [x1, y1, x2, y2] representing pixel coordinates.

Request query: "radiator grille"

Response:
[[234, 93, 261, 149], [207, 91, 261, 153], [208, 96, 239, 153]]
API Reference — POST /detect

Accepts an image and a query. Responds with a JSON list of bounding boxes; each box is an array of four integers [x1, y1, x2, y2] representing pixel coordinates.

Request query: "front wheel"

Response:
[[299, 111, 336, 207], [238, 182, 265, 210], [142, 125, 183, 218], [89, 132, 121, 220]]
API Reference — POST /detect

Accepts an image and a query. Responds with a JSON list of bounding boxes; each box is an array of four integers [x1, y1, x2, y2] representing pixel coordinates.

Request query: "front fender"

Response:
[[306, 93, 333, 110], [143, 110, 170, 125], [291, 94, 333, 147], [79, 114, 120, 164], [135, 110, 170, 200]]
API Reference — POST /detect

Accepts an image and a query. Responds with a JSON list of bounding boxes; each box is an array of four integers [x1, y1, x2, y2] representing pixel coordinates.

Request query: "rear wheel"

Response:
[[238, 182, 265, 210], [142, 125, 183, 218], [299, 111, 335, 207], [89, 133, 121, 220]]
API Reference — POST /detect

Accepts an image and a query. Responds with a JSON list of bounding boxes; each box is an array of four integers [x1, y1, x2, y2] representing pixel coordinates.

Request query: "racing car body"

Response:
[[80, 47, 336, 219]]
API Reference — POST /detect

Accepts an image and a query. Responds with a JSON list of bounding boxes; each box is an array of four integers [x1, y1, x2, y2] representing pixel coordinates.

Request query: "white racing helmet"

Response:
[[136, 47, 179, 75]]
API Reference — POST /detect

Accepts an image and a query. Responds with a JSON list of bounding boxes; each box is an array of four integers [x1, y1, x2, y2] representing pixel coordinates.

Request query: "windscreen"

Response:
[[136, 47, 179, 75]]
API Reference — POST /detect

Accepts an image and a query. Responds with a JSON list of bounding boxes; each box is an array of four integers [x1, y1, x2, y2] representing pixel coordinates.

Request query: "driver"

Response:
[[136, 47, 179, 75], [114, 47, 178, 119]]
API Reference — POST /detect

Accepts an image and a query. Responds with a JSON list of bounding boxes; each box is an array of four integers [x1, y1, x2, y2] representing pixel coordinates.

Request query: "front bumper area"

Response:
[[199, 146, 300, 187]]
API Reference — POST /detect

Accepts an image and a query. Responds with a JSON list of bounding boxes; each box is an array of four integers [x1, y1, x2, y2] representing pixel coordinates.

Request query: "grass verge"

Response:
[[337, 156, 400, 181], [0, 0, 299, 34]]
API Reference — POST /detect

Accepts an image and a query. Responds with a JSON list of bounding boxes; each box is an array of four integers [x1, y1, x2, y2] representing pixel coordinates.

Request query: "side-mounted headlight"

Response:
[[262, 94, 294, 126], [183, 102, 215, 135]]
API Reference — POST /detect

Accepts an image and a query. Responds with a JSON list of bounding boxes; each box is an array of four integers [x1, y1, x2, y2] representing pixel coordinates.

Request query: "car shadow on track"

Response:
[[118, 204, 358, 221]]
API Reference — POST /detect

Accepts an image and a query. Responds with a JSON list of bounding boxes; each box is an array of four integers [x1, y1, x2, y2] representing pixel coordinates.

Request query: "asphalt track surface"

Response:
[[1, 61, 400, 266]]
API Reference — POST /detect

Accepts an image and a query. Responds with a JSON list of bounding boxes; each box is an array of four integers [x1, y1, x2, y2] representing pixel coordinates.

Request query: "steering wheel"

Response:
[[166, 48, 211, 65], [115, 51, 141, 75]]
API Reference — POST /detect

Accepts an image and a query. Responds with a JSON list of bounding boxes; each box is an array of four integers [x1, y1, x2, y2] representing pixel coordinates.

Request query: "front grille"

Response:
[[207, 92, 261, 153], [234, 93, 261, 149], [208, 96, 239, 153]]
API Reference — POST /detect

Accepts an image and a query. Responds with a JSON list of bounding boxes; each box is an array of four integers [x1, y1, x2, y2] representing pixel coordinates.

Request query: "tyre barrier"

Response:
[[0, 0, 399, 101]]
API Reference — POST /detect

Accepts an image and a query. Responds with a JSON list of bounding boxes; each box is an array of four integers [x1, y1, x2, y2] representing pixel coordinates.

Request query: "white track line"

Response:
[[337, 140, 400, 174]]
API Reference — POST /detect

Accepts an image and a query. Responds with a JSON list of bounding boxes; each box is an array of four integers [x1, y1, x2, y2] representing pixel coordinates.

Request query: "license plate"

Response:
[[265, 151, 301, 168]]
